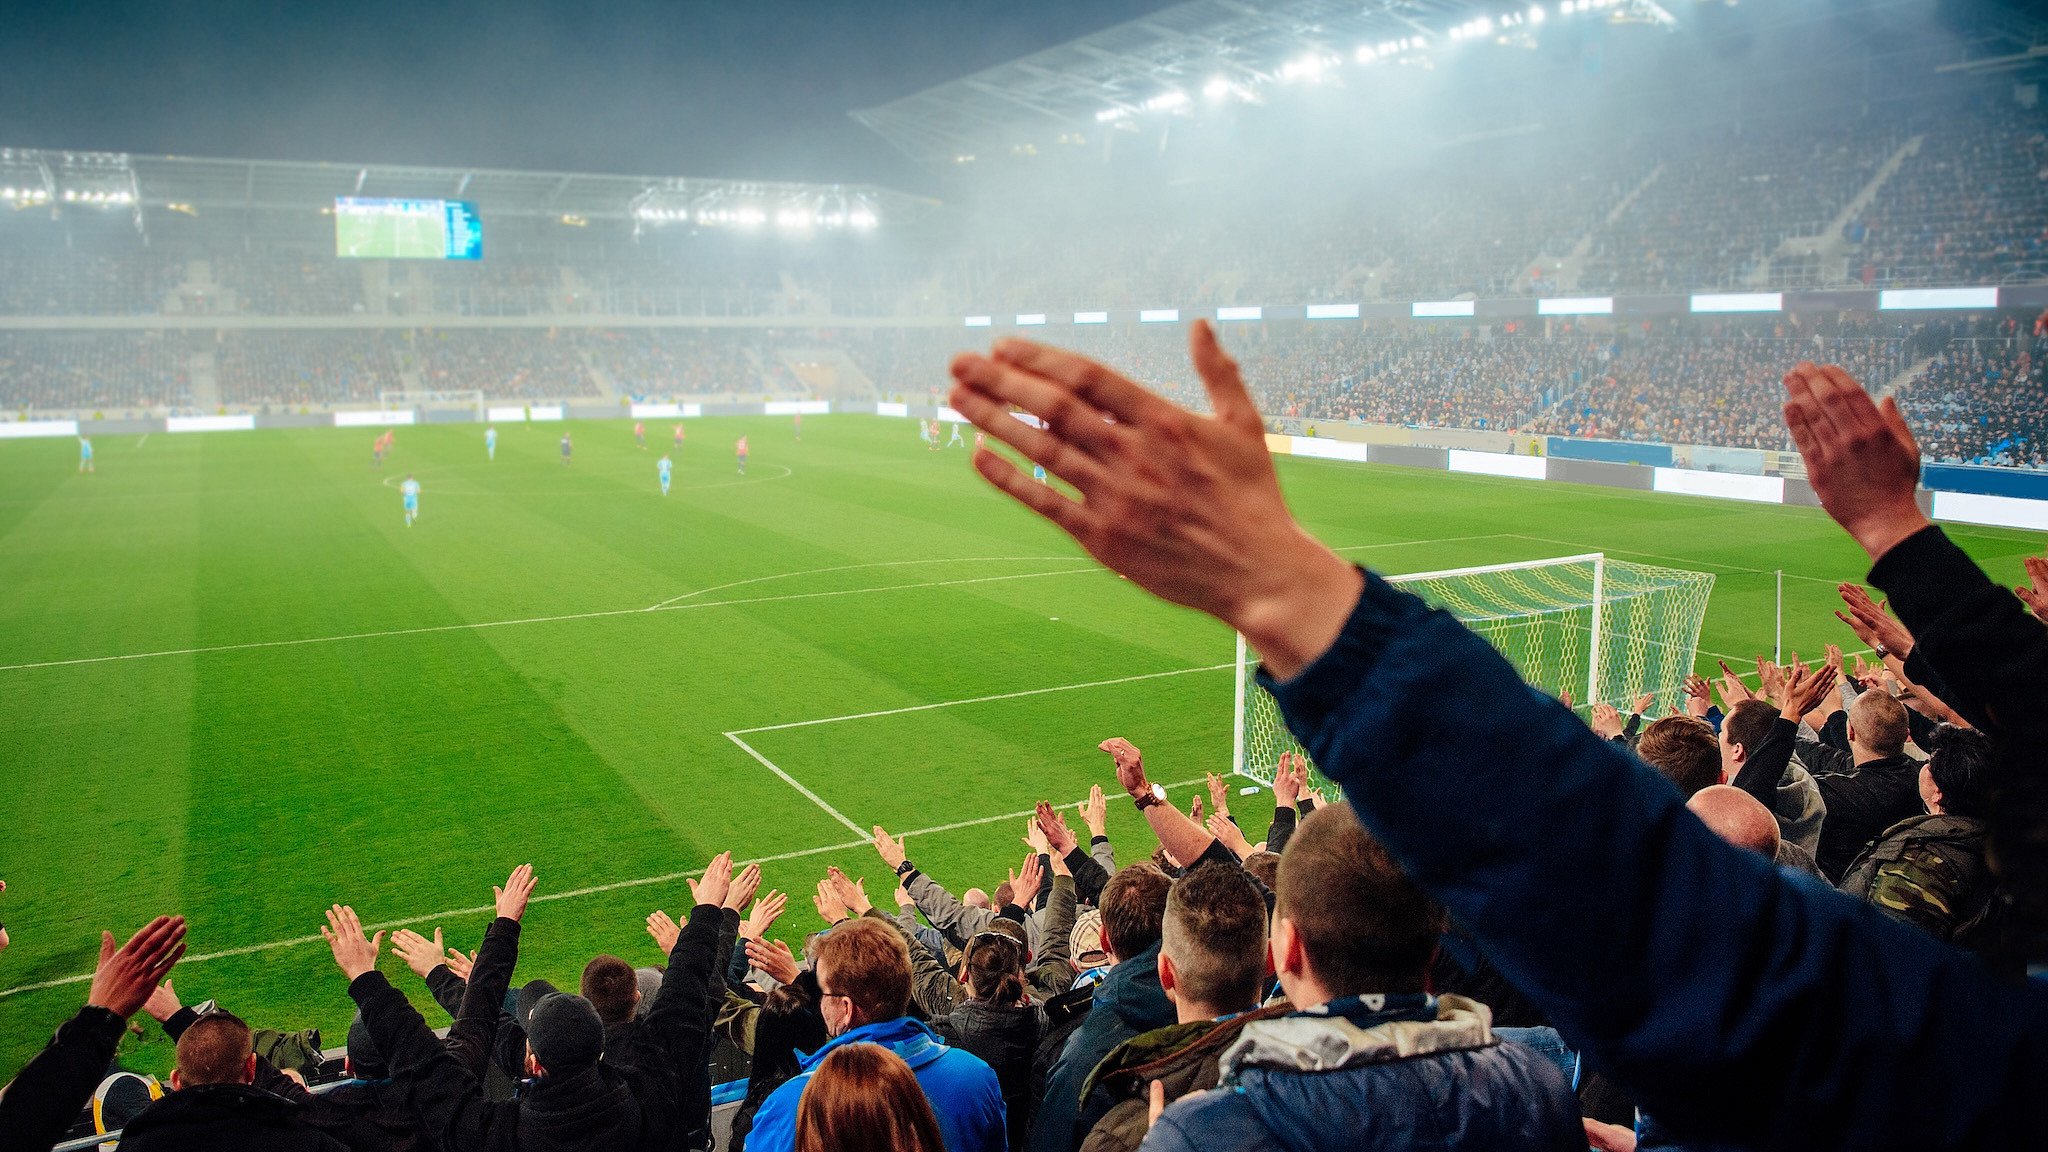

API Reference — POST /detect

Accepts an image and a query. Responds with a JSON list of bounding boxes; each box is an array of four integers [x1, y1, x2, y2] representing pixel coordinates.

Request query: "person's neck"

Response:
[[1852, 744, 1891, 766], [1176, 999, 1247, 1025]]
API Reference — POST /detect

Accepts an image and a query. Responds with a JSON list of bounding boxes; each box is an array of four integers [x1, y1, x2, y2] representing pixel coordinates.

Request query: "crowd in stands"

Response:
[[210, 254, 367, 317], [1897, 329, 2048, 469], [0, 333, 191, 412], [584, 330, 762, 399], [0, 251, 178, 316], [214, 332, 403, 407], [409, 330, 592, 401], [1849, 97, 2048, 288]]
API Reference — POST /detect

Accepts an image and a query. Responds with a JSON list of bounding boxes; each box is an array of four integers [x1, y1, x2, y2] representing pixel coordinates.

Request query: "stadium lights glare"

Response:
[[1139, 308, 1180, 323], [1203, 76, 1233, 99], [964, 316, 993, 328], [1529, 5, 1545, 22], [1096, 107, 1130, 123], [1074, 311, 1109, 324], [1016, 313, 1047, 326], [1144, 90, 1189, 112]]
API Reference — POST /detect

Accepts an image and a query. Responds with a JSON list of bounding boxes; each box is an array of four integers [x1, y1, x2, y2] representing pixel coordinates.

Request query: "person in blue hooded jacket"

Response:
[[946, 326, 2048, 1150], [747, 917, 1006, 1152]]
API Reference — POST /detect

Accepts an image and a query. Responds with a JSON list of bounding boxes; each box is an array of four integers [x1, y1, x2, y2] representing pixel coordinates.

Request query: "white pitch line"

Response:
[[0, 566, 1101, 674], [135, 433, 149, 448], [725, 732, 868, 836], [0, 780, 1215, 1001], [729, 662, 1237, 736], [650, 555, 1080, 610]]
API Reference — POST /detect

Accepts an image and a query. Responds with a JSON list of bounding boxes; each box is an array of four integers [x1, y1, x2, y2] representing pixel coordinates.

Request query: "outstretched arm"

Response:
[[949, 330, 2048, 1149]]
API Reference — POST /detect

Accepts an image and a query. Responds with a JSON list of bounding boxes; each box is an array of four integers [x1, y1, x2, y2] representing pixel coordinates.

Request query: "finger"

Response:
[[1877, 394, 1921, 460], [1189, 319, 1263, 432], [950, 352, 1125, 460], [370, 931, 387, 953], [986, 338, 1177, 427], [100, 930, 118, 968], [971, 445, 1092, 535]]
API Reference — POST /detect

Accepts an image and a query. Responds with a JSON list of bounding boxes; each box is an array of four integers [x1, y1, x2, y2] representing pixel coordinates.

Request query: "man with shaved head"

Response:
[[1688, 786, 1781, 859]]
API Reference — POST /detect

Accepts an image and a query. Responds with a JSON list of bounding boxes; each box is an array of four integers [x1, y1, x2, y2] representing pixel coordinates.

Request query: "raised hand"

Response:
[[1823, 644, 1845, 674], [1836, 583, 1915, 658], [1783, 661, 1841, 722], [744, 937, 801, 986], [872, 826, 908, 871], [2020, 555, 2048, 619], [444, 948, 475, 981], [813, 876, 850, 925], [87, 916, 187, 1018], [1035, 800, 1078, 857], [1714, 661, 1753, 710], [494, 864, 536, 922], [1781, 361, 1931, 562], [1206, 772, 1231, 819], [689, 852, 733, 911], [1272, 752, 1305, 809], [1188, 793, 1204, 823], [1590, 703, 1625, 740], [1008, 852, 1044, 910], [143, 978, 182, 1024], [1078, 785, 1108, 838], [741, 891, 788, 941], [1682, 674, 1712, 718], [321, 905, 385, 983], [949, 323, 1363, 681], [646, 910, 680, 954], [1631, 692, 1656, 717], [726, 862, 763, 912], [1100, 737, 1149, 799], [1207, 812, 1255, 860], [390, 928, 450, 979], [1755, 658, 1787, 707], [1022, 814, 1051, 856], [825, 866, 871, 916], [1559, 688, 1574, 712]]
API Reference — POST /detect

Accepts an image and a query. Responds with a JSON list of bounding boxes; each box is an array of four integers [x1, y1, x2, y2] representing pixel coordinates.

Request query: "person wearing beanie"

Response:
[[326, 857, 748, 1152]]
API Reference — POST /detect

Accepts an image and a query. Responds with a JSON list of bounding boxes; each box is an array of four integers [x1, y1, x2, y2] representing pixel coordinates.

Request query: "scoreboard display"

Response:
[[335, 198, 484, 260]]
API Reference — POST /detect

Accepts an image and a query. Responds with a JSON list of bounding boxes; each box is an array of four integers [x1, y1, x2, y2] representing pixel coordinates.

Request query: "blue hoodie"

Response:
[[1028, 941, 1174, 1152], [745, 1016, 1006, 1152]]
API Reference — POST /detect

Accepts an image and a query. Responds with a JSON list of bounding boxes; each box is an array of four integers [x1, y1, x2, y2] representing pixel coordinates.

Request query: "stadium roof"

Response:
[[850, 0, 1677, 167], [0, 147, 939, 227]]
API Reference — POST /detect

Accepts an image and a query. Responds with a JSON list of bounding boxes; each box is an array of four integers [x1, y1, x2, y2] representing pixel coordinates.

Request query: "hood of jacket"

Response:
[[517, 1062, 641, 1151], [941, 997, 1040, 1058], [1082, 1002, 1292, 1104], [1220, 994, 1494, 1081], [800, 1015, 954, 1073], [1095, 942, 1174, 1035], [119, 1084, 327, 1148]]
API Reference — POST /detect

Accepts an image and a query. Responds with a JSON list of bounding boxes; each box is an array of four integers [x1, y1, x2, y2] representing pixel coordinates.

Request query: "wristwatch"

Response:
[[1133, 783, 1167, 811], [894, 860, 916, 879]]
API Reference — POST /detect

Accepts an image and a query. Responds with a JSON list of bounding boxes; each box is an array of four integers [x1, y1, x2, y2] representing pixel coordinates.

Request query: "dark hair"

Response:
[[175, 1011, 254, 1088], [1243, 851, 1282, 890], [737, 982, 830, 1143], [1638, 715, 1722, 799], [1850, 691, 1910, 757], [1722, 699, 1777, 765], [1161, 863, 1269, 1012], [581, 954, 640, 1025], [1276, 806, 1443, 996], [1099, 863, 1172, 961], [962, 933, 1027, 1006], [813, 918, 913, 1024], [1927, 724, 1994, 818], [795, 1043, 946, 1152]]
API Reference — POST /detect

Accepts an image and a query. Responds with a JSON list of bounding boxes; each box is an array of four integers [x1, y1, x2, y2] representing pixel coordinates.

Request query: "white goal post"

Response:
[[1232, 552, 1715, 796]]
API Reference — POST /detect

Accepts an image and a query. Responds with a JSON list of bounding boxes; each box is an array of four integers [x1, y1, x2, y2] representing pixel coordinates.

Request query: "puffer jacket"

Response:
[[938, 999, 1042, 1152], [1077, 1003, 1291, 1152], [1141, 995, 1582, 1152], [1028, 943, 1175, 1152], [1839, 813, 2002, 949]]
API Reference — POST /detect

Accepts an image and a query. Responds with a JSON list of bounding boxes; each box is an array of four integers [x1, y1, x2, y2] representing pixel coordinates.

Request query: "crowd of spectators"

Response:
[[1897, 331, 2048, 469], [0, 333, 192, 412], [408, 330, 594, 401], [213, 332, 404, 408], [1848, 97, 2048, 288], [0, 250, 178, 316], [584, 330, 763, 399], [210, 254, 367, 317]]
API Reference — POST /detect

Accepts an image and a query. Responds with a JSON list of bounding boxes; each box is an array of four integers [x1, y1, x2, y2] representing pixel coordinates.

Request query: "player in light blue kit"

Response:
[[486, 425, 497, 461], [400, 474, 421, 526], [78, 436, 94, 473], [658, 453, 673, 496]]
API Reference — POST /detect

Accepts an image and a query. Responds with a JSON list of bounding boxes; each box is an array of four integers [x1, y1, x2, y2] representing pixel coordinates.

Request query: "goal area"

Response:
[[1232, 553, 1714, 796]]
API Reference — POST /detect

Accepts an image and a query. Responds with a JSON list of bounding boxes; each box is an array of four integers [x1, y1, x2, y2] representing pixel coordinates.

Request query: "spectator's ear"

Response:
[[1157, 951, 1180, 1003], [242, 1053, 259, 1085], [169, 1069, 185, 1092], [1270, 915, 1306, 980]]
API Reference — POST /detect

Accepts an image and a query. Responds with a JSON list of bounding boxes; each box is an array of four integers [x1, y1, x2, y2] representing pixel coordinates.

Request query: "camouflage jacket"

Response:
[[1839, 813, 1997, 946]]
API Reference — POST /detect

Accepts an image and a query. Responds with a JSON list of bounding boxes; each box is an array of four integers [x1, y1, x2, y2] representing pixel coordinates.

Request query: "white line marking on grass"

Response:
[[0, 566, 1101, 674], [0, 779, 1210, 1000], [725, 732, 868, 836], [135, 434, 149, 448], [727, 663, 1236, 736], [650, 556, 1081, 610], [1329, 533, 1517, 555]]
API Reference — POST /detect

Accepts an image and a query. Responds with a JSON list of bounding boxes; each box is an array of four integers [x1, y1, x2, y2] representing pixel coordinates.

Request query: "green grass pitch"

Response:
[[0, 414, 2040, 1078]]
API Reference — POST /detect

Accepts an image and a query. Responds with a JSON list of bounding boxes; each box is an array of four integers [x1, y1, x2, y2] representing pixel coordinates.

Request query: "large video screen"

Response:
[[334, 198, 483, 260]]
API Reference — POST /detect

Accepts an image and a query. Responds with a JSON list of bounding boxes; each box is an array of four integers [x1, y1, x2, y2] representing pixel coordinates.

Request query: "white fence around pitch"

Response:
[[333, 409, 416, 428], [0, 419, 79, 438]]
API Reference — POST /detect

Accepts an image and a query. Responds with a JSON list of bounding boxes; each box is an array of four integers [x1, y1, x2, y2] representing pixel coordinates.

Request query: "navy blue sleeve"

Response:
[[1261, 569, 2048, 1149]]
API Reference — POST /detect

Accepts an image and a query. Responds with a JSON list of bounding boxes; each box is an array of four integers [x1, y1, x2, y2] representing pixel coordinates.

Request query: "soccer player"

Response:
[[77, 436, 93, 473], [973, 429, 986, 452], [372, 434, 385, 469], [560, 432, 573, 466], [927, 419, 942, 452], [486, 425, 497, 461], [1033, 463, 1047, 484], [399, 474, 421, 526], [947, 422, 965, 448], [634, 420, 646, 450], [793, 412, 802, 442], [658, 453, 673, 496], [735, 435, 749, 475], [674, 422, 686, 449]]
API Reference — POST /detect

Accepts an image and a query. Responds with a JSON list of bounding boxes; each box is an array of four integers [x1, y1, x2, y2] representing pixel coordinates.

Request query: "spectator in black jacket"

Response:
[[116, 1009, 348, 1152], [1800, 689, 1923, 880], [0, 915, 185, 1152], [326, 858, 733, 1152]]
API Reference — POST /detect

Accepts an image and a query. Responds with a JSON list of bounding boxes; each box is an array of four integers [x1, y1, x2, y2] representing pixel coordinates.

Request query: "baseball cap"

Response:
[[1070, 908, 1109, 970], [521, 987, 605, 1074], [634, 967, 663, 1019]]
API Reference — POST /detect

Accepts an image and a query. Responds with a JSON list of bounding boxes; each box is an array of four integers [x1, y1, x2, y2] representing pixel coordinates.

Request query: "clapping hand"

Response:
[[1631, 692, 1656, 718], [1205, 772, 1231, 819], [1078, 785, 1108, 838], [1100, 737, 1148, 799], [872, 826, 908, 870], [1781, 362, 1931, 562], [646, 910, 680, 954], [813, 876, 851, 925], [2019, 555, 2048, 619], [390, 928, 452, 979], [1835, 583, 1915, 658], [321, 906, 385, 983], [1007, 852, 1044, 910], [744, 938, 801, 986], [143, 977, 183, 1025], [1206, 812, 1255, 860], [1682, 674, 1712, 718], [725, 862, 763, 912], [1272, 752, 1306, 809], [443, 948, 475, 981], [1590, 703, 1625, 740], [688, 852, 734, 911], [1035, 800, 1078, 857], [741, 891, 788, 941], [494, 864, 536, 922], [825, 866, 871, 916]]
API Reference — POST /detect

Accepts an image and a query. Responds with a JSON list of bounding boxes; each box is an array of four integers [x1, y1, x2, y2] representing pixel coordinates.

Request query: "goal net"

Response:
[[1232, 553, 1714, 797]]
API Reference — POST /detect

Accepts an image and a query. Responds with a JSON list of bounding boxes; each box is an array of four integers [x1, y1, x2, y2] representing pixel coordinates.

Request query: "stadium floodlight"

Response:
[[1413, 300, 1476, 318], [1537, 296, 1614, 315], [1689, 292, 1782, 314], [1144, 90, 1188, 112], [1356, 45, 1377, 62], [1529, 5, 1545, 22], [1074, 311, 1109, 324], [1096, 107, 1129, 123], [849, 209, 878, 229], [1879, 287, 1998, 310], [1217, 306, 1263, 321], [1203, 76, 1232, 99], [964, 316, 993, 327], [1306, 303, 1361, 319], [1140, 308, 1180, 323], [1016, 313, 1047, 326]]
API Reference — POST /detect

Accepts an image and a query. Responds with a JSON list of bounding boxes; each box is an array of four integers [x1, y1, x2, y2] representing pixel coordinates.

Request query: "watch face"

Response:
[[1150, 783, 1167, 801]]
